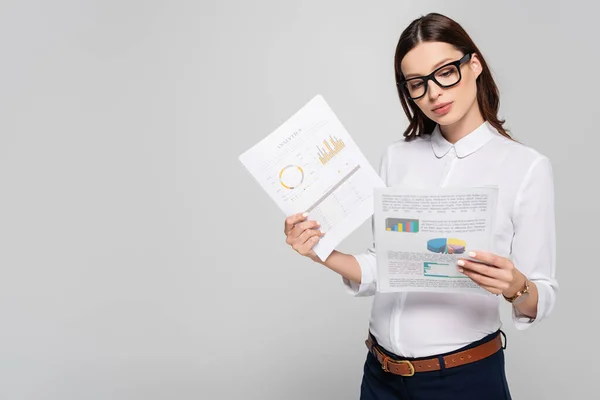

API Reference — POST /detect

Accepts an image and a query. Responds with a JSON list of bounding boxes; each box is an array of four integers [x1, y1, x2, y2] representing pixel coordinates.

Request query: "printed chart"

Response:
[[424, 262, 466, 278], [385, 218, 420, 233], [427, 238, 467, 254], [317, 135, 346, 165], [279, 165, 304, 189]]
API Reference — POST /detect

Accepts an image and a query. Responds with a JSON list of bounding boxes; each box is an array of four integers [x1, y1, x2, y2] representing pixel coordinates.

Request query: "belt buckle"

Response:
[[381, 357, 415, 377], [396, 360, 415, 377]]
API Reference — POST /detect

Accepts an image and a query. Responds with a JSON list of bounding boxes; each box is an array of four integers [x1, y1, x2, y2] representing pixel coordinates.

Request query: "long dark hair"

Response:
[[394, 13, 511, 140]]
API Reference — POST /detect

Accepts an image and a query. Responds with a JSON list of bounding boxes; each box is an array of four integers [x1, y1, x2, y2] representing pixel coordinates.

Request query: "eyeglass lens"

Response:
[[405, 65, 460, 99]]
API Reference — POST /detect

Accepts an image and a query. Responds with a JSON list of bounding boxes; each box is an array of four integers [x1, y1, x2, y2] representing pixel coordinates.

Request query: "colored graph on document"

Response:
[[317, 135, 346, 165], [279, 165, 304, 189], [424, 262, 466, 278], [385, 218, 419, 233], [427, 238, 466, 254]]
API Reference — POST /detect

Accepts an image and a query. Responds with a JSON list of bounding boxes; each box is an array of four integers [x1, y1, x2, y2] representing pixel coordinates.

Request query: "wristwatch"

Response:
[[503, 278, 530, 305]]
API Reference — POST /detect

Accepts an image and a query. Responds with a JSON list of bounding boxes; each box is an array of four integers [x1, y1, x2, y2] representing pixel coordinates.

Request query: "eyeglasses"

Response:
[[398, 53, 472, 100]]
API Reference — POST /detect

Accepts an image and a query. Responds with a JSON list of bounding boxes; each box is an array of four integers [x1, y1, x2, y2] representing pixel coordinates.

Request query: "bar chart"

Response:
[[317, 135, 346, 165], [385, 218, 420, 233]]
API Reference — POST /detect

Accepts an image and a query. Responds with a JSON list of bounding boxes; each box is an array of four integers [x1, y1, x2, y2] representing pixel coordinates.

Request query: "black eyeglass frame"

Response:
[[397, 53, 473, 100]]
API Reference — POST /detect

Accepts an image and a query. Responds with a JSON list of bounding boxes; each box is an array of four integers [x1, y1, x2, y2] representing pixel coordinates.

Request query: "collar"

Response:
[[431, 121, 496, 158]]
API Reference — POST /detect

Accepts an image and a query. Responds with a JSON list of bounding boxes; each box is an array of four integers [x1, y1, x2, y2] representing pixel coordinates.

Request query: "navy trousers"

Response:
[[360, 331, 512, 400]]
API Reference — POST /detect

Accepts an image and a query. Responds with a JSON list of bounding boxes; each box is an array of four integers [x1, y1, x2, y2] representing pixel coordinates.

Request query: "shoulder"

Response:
[[491, 133, 552, 172], [490, 134, 554, 197]]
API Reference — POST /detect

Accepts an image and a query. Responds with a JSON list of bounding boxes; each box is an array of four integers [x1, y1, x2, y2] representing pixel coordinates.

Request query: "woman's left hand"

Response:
[[457, 251, 523, 296]]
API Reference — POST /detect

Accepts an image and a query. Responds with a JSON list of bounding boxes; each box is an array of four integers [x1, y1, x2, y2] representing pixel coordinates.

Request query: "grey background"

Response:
[[0, 0, 595, 399]]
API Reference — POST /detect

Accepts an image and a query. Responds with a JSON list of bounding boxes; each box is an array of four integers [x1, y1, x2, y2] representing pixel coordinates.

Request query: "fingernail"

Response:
[[457, 260, 465, 266], [468, 252, 476, 258], [316, 221, 321, 226], [302, 212, 309, 217], [457, 267, 464, 273]]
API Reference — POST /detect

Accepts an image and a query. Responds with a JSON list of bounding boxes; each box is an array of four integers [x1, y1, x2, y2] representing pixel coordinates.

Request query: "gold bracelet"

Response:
[[503, 278, 530, 305]]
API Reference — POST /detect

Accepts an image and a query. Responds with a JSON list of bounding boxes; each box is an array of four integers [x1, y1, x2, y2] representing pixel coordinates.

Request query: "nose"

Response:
[[427, 79, 443, 100]]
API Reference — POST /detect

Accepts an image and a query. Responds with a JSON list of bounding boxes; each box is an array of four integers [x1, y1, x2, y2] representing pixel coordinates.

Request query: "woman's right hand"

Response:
[[284, 212, 325, 261]]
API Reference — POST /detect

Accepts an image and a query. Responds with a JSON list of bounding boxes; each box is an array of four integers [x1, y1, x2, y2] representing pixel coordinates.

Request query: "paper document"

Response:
[[239, 94, 385, 260], [374, 186, 498, 294]]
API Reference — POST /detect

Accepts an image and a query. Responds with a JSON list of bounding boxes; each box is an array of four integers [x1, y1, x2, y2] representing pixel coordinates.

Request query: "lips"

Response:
[[431, 101, 453, 116], [432, 102, 452, 111]]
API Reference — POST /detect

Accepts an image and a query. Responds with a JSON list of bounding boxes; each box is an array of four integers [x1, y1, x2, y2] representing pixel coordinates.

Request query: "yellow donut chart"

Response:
[[279, 165, 304, 189]]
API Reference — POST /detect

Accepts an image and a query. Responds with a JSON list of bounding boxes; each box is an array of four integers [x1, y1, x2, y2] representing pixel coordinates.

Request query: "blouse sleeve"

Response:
[[510, 156, 559, 329]]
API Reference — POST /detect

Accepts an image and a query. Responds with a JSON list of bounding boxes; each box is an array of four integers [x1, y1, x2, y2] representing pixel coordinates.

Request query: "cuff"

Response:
[[512, 279, 556, 330], [341, 253, 377, 297]]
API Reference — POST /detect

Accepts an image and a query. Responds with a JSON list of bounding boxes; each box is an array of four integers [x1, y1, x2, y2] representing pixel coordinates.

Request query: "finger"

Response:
[[297, 234, 322, 255], [460, 269, 510, 292], [467, 250, 510, 269], [294, 228, 323, 248], [458, 260, 510, 281], [284, 212, 308, 235], [289, 220, 321, 238], [291, 229, 322, 253], [286, 221, 320, 244]]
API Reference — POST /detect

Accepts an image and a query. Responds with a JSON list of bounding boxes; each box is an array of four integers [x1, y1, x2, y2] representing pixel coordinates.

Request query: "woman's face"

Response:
[[400, 41, 481, 126]]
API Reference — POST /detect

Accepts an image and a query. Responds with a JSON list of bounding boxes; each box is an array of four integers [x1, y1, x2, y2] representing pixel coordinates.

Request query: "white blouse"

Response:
[[343, 121, 559, 358]]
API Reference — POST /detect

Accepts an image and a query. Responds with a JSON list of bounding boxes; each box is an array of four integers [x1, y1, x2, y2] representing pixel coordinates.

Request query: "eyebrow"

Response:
[[404, 58, 454, 79]]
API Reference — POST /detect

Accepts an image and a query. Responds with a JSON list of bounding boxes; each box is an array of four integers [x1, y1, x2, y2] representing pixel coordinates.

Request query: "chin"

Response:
[[428, 108, 464, 127]]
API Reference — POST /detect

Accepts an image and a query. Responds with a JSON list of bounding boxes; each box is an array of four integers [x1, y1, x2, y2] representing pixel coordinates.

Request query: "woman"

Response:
[[284, 12, 558, 399]]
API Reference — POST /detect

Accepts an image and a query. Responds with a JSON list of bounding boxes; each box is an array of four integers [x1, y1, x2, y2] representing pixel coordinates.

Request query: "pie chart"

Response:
[[427, 238, 466, 254]]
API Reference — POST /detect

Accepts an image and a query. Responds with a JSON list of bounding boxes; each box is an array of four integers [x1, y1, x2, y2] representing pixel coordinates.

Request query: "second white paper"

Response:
[[374, 186, 498, 295]]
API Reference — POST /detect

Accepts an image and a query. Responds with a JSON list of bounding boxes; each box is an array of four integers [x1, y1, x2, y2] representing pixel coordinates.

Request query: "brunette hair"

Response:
[[394, 13, 511, 140]]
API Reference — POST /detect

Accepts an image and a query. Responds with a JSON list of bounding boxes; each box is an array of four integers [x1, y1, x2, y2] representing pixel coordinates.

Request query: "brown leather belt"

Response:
[[365, 332, 503, 376]]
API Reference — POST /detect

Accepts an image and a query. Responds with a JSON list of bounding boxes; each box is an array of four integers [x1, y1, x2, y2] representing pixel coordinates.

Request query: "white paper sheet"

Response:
[[239, 94, 385, 260], [374, 186, 498, 295]]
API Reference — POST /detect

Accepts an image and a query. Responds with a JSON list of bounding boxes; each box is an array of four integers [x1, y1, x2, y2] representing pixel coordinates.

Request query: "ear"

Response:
[[470, 53, 483, 78]]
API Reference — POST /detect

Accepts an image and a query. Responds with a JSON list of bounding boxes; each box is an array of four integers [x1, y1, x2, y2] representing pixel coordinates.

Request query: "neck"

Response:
[[439, 102, 485, 144]]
